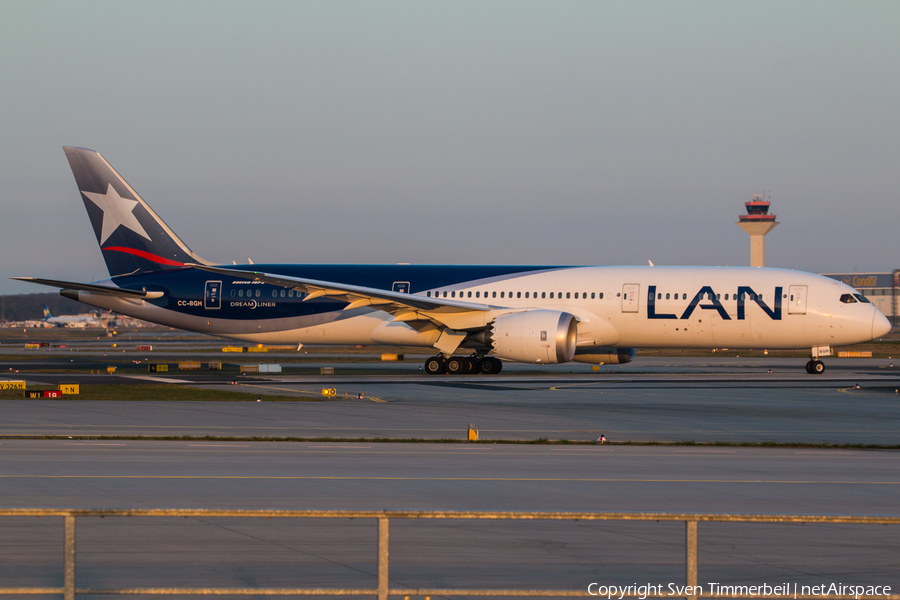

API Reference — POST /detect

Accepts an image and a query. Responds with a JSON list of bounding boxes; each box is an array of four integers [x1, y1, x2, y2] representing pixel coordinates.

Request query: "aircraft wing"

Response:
[[11, 277, 164, 299], [187, 264, 494, 316]]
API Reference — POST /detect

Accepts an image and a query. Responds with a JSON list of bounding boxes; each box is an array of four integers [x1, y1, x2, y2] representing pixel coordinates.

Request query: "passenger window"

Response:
[[599, 292, 603, 299], [272, 290, 277, 297], [427, 291, 431, 297], [591, 292, 595, 299], [492, 291, 497, 298], [665, 293, 670, 300], [725, 294, 729, 300], [542, 292, 546, 298], [230, 290, 235, 297], [279, 290, 285, 297], [451, 291, 456, 298], [468, 291, 472, 298], [238, 290, 243, 297], [525, 292, 529, 298], [255, 290, 260, 297], [716, 294, 720, 300], [500, 292, 505, 298], [574, 293, 578, 299], [657, 293, 662, 300], [443, 291, 447, 298], [550, 292, 554, 299], [839, 294, 857, 304], [517, 292, 521, 298]]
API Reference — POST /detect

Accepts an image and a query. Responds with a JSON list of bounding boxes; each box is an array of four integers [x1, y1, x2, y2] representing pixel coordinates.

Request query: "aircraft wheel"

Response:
[[446, 356, 466, 374], [479, 357, 503, 374], [462, 357, 477, 374], [811, 360, 825, 374], [425, 356, 446, 375], [805, 360, 814, 374]]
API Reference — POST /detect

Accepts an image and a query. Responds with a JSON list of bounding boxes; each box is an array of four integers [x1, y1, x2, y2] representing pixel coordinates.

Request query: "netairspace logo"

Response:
[[587, 583, 893, 599]]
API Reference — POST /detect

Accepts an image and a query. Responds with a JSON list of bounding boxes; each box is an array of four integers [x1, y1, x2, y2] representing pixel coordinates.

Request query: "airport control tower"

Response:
[[737, 193, 778, 267]]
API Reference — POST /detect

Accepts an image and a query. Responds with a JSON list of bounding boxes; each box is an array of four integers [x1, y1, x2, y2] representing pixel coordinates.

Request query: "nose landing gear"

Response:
[[805, 360, 825, 374], [806, 346, 831, 375]]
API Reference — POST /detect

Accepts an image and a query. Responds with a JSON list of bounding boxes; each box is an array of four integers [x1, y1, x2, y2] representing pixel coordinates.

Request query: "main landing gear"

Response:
[[424, 355, 503, 375], [805, 360, 825, 375]]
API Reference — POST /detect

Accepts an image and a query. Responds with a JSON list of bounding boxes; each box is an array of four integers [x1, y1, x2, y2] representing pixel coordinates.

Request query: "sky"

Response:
[[1, 1, 898, 295]]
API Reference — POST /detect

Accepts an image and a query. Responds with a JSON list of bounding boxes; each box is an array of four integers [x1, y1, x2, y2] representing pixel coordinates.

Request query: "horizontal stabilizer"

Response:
[[11, 277, 164, 299]]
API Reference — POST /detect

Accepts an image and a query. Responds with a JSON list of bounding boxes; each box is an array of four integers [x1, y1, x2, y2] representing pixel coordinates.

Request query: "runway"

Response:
[[2, 357, 900, 592], [4, 358, 900, 443], [1, 440, 899, 591]]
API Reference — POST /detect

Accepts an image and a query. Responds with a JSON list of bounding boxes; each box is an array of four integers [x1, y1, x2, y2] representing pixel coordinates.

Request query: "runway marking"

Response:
[[235, 383, 321, 394], [187, 444, 250, 447], [549, 382, 622, 391], [62, 443, 126, 446], [308, 446, 371, 449], [794, 451, 866, 455], [124, 376, 188, 384], [234, 383, 386, 402], [1, 475, 898, 484], [674, 450, 736, 453]]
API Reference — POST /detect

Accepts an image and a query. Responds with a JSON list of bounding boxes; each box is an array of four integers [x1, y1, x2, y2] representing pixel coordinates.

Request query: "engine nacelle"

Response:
[[572, 347, 636, 365], [490, 310, 577, 364]]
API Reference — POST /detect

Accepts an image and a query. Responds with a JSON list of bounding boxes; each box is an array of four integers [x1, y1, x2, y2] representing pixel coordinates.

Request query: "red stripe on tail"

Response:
[[103, 246, 186, 267]]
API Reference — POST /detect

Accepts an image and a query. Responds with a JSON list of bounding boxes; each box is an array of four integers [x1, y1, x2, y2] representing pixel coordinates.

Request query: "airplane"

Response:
[[42, 303, 104, 328], [14, 147, 892, 375]]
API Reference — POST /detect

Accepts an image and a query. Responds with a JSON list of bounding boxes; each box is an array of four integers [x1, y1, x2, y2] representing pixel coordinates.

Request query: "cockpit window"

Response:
[[840, 294, 858, 304], [854, 294, 871, 304]]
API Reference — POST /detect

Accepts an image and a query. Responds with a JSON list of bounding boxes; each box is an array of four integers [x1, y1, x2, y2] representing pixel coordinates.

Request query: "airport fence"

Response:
[[0, 508, 898, 600]]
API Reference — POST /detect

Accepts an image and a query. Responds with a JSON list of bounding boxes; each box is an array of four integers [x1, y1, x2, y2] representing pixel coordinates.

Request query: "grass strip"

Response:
[[0, 384, 320, 402]]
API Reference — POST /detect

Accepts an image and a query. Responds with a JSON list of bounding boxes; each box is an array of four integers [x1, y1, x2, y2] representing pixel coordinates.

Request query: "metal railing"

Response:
[[0, 508, 899, 600]]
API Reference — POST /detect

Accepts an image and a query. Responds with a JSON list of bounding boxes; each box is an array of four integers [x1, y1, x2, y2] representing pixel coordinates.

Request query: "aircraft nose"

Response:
[[873, 310, 892, 339]]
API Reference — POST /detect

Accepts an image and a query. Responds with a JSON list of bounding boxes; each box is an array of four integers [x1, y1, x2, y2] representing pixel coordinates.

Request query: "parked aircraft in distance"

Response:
[[15, 147, 892, 374], [42, 304, 104, 328]]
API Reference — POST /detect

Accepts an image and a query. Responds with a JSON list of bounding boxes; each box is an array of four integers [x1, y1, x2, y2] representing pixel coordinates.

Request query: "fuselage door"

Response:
[[392, 281, 410, 293], [788, 285, 808, 315], [622, 283, 640, 313], [204, 280, 222, 310]]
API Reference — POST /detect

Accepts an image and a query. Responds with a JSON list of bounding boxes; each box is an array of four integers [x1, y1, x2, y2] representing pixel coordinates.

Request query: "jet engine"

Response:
[[572, 347, 636, 365], [490, 310, 577, 364]]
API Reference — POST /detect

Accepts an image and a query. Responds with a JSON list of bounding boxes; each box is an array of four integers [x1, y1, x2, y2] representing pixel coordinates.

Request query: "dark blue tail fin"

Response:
[[42, 304, 52, 320], [63, 147, 208, 277]]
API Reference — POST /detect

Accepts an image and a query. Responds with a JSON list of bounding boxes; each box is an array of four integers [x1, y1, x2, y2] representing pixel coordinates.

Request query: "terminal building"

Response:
[[820, 272, 900, 326]]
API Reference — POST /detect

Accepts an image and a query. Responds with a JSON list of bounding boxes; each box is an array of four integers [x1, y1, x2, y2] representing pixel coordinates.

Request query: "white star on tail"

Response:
[[81, 183, 151, 244]]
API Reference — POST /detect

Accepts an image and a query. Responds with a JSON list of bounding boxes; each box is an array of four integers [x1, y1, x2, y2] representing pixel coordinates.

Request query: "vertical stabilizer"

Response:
[[62, 147, 209, 277]]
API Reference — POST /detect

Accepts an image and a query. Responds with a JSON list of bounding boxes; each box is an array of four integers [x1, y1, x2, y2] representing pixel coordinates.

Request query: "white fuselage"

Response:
[[76, 266, 889, 354]]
